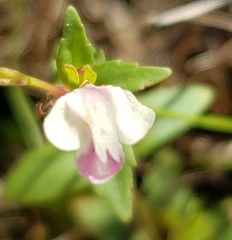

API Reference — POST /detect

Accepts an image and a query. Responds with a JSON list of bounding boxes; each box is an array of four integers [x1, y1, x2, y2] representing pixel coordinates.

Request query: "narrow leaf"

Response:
[[93, 159, 134, 221], [3, 143, 89, 204]]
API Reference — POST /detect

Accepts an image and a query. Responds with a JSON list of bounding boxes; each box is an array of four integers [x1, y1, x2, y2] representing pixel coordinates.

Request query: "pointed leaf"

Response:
[[56, 6, 94, 85], [3, 143, 89, 204], [93, 60, 171, 92], [93, 158, 134, 221]]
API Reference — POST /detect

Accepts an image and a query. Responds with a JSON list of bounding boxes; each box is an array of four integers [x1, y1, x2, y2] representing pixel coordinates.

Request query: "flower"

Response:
[[43, 83, 155, 184]]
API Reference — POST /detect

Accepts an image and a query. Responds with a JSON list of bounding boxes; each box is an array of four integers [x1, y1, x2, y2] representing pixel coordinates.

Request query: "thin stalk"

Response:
[[0, 68, 68, 97], [5, 87, 44, 148], [155, 108, 232, 134], [28, 76, 68, 96]]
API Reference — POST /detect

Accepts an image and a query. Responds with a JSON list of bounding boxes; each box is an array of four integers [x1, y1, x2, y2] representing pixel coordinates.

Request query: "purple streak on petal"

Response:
[[77, 141, 124, 184]]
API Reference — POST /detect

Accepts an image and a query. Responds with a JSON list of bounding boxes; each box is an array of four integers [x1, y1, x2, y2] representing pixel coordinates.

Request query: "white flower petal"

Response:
[[43, 94, 87, 151], [98, 85, 156, 145], [117, 89, 155, 144]]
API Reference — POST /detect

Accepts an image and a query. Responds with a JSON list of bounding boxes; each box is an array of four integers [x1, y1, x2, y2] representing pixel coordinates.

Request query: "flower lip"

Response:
[[77, 141, 124, 184]]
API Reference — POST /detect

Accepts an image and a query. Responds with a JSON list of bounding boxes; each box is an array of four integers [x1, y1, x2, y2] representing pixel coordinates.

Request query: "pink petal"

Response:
[[77, 141, 124, 184]]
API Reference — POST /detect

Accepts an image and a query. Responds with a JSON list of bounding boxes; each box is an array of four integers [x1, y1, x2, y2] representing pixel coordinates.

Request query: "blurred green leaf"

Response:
[[70, 196, 131, 239], [71, 196, 117, 232], [141, 148, 183, 206], [56, 6, 94, 87], [135, 83, 215, 157], [3, 142, 89, 204], [136, 83, 232, 133], [136, 85, 181, 108], [181, 209, 225, 240], [3, 141, 134, 221], [220, 226, 232, 240], [93, 60, 171, 92], [93, 159, 134, 221], [141, 148, 230, 240]]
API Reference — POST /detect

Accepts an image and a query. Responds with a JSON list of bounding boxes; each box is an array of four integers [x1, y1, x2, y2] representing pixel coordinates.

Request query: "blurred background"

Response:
[[1, 0, 232, 239]]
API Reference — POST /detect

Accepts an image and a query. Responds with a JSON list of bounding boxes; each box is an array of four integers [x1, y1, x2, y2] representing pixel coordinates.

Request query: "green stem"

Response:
[[6, 88, 44, 148], [1, 2, 47, 149], [155, 108, 232, 134], [28, 76, 68, 96], [0, 68, 68, 97]]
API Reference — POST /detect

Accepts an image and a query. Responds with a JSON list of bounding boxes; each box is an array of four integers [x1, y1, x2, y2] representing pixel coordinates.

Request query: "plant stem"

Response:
[[155, 108, 232, 134], [28, 76, 68, 96], [6, 87, 44, 148], [0, 67, 68, 97]]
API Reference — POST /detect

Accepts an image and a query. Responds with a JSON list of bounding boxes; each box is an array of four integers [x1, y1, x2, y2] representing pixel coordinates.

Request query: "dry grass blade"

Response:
[[147, 0, 230, 27], [186, 39, 232, 73], [192, 11, 232, 32]]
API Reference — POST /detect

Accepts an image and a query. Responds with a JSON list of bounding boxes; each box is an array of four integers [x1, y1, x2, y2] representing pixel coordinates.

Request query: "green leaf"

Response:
[[93, 60, 171, 92], [135, 84, 181, 108], [70, 196, 131, 239], [56, 6, 94, 86], [141, 148, 184, 206], [3, 143, 89, 204], [93, 159, 134, 221], [64, 64, 79, 88], [135, 83, 215, 157]]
